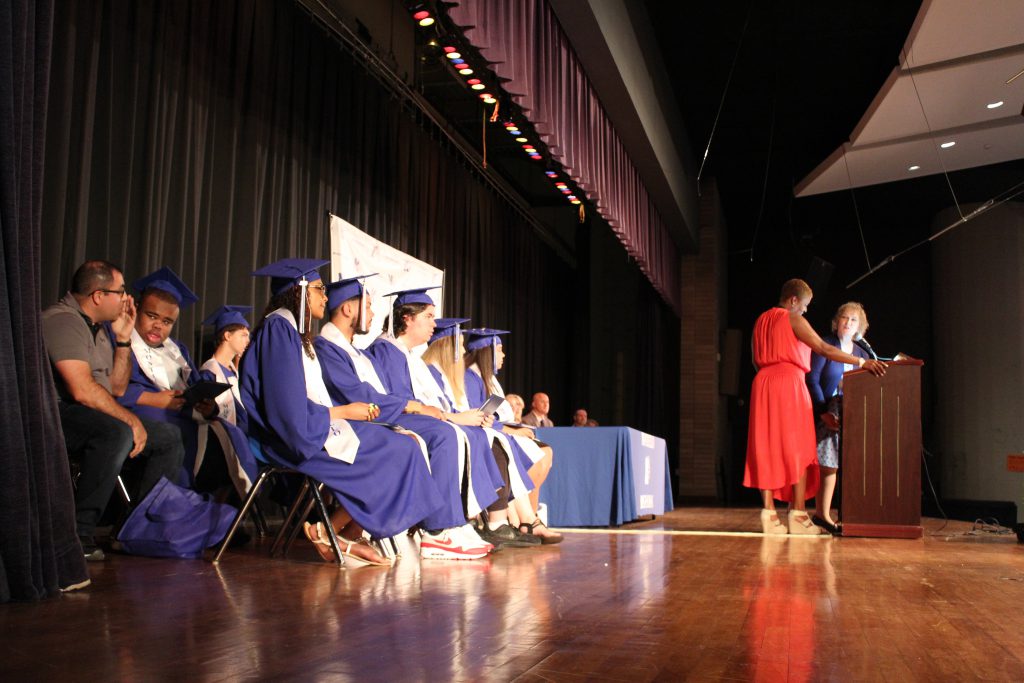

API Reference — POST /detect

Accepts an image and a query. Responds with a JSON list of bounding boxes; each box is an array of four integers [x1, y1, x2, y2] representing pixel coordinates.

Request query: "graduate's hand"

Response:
[[821, 413, 840, 432], [330, 402, 380, 422], [194, 398, 218, 419], [138, 389, 185, 411], [420, 405, 444, 420], [111, 295, 137, 342], [504, 426, 533, 438], [126, 414, 148, 458], [448, 409, 486, 427], [481, 414, 494, 429]]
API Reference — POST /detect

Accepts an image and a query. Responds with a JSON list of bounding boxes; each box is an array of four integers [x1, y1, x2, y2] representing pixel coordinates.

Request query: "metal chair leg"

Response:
[[213, 467, 275, 564], [310, 482, 345, 567], [271, 477, 312, 557]]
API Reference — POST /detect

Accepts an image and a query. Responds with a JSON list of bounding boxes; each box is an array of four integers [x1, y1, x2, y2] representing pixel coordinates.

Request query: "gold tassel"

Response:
[[578, 203, 586, 223], [489, 101, 500, 123]]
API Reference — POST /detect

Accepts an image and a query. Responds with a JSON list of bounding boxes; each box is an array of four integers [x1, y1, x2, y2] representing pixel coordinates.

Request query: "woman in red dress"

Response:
[[745, 279, 886, 534]]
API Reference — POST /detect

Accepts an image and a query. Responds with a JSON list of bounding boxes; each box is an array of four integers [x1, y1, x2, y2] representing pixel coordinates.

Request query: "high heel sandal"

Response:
[[760, 509, 788, 535], [518, 519, 563, 545], [787, 511, 824, 535], [303, 522, 392, 566]]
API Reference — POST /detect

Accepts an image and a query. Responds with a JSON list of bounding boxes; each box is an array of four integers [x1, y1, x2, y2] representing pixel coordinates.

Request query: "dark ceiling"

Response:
[[645, 0, 1024, 335]]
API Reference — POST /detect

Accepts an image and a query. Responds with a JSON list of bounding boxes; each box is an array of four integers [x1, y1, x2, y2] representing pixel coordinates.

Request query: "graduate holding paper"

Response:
[[117, 268, 256, 497], [198, 305, 252, 431], [239, 259, 444, 566]]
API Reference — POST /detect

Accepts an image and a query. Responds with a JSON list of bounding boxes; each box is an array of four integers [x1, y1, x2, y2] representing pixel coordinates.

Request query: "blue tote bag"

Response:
[[117, 477, 237, 559]]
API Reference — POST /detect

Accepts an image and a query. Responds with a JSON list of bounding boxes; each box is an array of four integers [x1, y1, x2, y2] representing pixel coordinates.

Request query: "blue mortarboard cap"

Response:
[[384, 285, 441, 307], [326, 273, 377, 312], [465, 328, 509, 351], [133, 267, 199, 309], [252, 258, 329, 295], [201, 305, 252, 331], [429, 317, 470, 345]]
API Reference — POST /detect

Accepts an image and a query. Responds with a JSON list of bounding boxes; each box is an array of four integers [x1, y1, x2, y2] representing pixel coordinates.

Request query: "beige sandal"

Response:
[[303, 522, 392, 566], [760, 509, 788, 535], [787, 511, 824, 535]]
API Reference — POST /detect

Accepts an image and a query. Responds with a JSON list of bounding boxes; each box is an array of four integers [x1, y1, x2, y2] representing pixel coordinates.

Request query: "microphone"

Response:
[[854, 337, 878, 361]]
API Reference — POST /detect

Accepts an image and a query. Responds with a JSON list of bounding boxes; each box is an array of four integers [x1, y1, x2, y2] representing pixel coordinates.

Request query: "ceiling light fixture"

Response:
[[939, 141, 955, 149], [986, 101, 1004, 109], [908, 165, 920, 171]]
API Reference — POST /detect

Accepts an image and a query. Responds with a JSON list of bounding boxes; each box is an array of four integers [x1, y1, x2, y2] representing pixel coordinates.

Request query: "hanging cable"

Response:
[[841, 148, 873, 271], [748, 90, 776, 263], [696, 1, 753, 196]]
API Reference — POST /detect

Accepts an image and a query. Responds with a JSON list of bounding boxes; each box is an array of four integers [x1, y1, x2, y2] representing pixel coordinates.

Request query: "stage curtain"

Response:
[[1, 0, 90, 602], [447, 0, 681, 314], [39, 0, 574, 399]]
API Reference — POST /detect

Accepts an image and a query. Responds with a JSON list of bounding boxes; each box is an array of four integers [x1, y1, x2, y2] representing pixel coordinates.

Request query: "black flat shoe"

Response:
[[811, 515, 840, 535]]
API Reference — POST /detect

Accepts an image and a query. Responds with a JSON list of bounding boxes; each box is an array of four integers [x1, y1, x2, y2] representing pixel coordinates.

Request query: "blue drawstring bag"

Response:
[[117, 477, 237, 559]]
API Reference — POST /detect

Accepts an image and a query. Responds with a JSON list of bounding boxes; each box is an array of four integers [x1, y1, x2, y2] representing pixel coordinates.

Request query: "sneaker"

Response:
[[454, 524, 496, 554], [79, 536, 106, 562], [478, 523, 541, 548], [419, 529, 490, 560]]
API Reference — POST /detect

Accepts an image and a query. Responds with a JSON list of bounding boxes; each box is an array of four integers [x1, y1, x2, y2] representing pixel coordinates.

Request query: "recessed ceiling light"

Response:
[[940, 141, 955, 149], [908, 165, 920, 171], [986, 101, 1004, 109]]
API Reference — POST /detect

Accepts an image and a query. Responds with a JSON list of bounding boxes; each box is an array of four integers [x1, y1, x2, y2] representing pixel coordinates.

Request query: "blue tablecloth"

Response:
[[535, 426, 674, 527]]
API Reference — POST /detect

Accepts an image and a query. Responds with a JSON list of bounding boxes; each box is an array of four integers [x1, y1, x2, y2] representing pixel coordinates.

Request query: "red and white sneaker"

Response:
[[419, 528, 491, 560]]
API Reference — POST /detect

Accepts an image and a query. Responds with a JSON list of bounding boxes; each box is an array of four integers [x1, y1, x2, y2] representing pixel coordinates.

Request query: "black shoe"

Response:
[[811, 515, 840, 535], [79, 536, 106, 562], [479, 523, 541, 548]]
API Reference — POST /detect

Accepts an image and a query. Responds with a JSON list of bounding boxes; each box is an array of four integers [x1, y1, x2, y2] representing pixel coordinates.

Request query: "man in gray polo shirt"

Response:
[[41, 260, 184, 561]]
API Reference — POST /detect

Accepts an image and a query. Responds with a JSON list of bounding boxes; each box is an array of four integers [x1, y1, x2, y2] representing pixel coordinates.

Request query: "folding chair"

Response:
[[213, 438, 347, 566]]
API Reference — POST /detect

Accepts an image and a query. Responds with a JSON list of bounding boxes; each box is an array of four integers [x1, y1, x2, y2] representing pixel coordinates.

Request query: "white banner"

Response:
[[329, 213, 444, 348]]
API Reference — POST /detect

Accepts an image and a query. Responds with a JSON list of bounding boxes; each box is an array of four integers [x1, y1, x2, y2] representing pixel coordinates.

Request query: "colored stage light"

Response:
[[443, 46, 457, 53], [451, 59, 465, 65], [483, 97, 496, 104], [509, 130, 520, 135], [530, 154, 542, 160], [515, 137, 527, 142], [545, 171, 558, 178], [413, 11, 430, 20], [525, 148, 537, 154], [567, 195, 577, 200], [570, 199, 581, 205], [479, 93, 492, 99], [467, 78, 481, 85], [418, 17, 435, 27], [446, 52, 462, 60], [561, 188, 572, 194], [471, 83, 485, 90], [459, 68, 473, 75]]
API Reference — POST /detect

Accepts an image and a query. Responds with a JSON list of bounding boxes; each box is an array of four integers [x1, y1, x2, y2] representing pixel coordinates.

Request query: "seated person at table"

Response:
[[571, 408, 588, 427], [41, 260, 184, 561], [421, 323, 542, 548], [314, 274, 492, 560], [521, 392, 554, 427], [504, 393, 525, 423], [117, 268, 256, 499], [462, 328, 561, 544], [241, 259, 444, 566], [367, 293, 535, 548]]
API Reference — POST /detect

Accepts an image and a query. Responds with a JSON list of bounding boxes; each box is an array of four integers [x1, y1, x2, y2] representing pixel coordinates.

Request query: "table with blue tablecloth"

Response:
[[535, 426, 674, 527]]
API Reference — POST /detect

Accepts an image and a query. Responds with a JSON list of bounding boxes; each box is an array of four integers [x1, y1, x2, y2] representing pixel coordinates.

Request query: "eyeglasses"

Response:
[[94, 287, 127, 298], [307, 284, 327, 295]]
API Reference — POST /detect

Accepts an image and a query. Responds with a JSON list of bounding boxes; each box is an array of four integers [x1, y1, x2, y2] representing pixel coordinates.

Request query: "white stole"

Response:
[[269, 309, 359, 464], [130, 329, 190, 391]]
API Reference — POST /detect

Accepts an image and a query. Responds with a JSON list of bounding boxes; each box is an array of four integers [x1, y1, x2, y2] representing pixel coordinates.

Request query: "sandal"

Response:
[[519, 519, 563, 545], [303, 522, 392, 566]]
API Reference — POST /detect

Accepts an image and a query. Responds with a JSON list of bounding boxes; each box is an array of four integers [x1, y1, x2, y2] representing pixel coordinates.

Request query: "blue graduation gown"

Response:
[[315, 334, 487, 527], [442, 366, 534, 494], [367, 337, 506, 504], [240, 315, 443, 538], [118, 339, 257, 494]]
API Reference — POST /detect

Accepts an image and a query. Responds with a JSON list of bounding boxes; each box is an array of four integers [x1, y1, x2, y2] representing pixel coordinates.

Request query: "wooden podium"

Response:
[[840, 359, 924, 538]]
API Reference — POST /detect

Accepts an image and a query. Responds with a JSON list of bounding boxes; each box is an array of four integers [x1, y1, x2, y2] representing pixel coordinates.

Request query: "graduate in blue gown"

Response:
[[314, 275, 493, 560], [116, 268, 257, 497], [420, 327, 543, 548], [364, 289, 508, 523], [239, 259, 444, 566], [463, 329, 561, 544]]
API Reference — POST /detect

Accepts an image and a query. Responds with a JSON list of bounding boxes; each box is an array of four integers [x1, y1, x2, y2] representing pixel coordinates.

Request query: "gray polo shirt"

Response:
[[41, 292, 115, 401]]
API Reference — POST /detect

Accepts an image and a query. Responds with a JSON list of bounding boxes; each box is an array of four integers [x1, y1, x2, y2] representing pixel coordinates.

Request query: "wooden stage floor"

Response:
[[3, 508, 1023, 682]]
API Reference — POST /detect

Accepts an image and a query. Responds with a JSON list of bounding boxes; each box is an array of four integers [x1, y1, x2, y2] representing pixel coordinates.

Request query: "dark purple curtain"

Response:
[[1, 0, 89, 602], [448, 0, 681, 314], [40, 0, 574, 405]]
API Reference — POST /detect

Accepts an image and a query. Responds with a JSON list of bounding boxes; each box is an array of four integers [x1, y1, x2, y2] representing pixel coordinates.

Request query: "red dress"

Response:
[[744, 308, 819, 502]]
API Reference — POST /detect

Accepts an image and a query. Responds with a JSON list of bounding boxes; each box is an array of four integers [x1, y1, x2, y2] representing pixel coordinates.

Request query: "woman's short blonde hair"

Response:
[[831, 301, 869, 339]]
